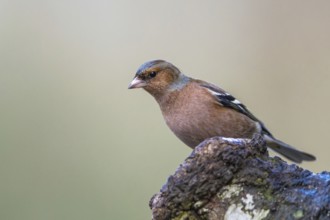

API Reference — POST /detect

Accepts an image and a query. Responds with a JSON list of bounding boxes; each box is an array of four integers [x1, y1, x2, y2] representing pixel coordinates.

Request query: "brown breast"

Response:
[[160, 82, 257, 148]]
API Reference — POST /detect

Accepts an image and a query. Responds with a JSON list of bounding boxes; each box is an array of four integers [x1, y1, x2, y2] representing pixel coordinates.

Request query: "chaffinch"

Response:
[[128, 60, 316, 163]]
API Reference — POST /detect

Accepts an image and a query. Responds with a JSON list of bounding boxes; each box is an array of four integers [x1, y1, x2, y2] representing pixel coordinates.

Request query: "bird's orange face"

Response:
[[128, 60, 180, 97]]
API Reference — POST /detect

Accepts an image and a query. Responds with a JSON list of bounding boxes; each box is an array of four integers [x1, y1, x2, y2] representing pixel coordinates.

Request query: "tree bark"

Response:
[[149, 135, 330, 220]]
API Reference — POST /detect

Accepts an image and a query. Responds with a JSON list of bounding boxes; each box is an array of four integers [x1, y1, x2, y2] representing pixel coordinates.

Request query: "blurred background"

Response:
[[1, 1, 329, 219]]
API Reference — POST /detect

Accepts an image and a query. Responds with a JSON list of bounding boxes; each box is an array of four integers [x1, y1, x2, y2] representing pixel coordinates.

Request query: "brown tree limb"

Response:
[[150, 135, 330, 220]]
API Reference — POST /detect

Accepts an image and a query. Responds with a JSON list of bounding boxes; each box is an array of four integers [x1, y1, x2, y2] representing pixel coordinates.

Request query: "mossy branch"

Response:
[[150, 135, 330, 220]]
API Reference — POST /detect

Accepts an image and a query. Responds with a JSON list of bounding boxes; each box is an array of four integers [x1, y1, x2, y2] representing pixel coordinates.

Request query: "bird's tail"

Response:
[[264, 135, 316, 163]]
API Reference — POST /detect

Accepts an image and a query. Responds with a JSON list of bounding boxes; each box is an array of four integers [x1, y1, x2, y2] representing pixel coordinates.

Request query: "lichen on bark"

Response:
[[150, 135, 330, 220]]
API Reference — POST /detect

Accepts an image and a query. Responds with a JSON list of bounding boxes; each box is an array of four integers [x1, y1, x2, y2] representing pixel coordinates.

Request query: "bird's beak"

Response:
[[128, 77, 147, 89]]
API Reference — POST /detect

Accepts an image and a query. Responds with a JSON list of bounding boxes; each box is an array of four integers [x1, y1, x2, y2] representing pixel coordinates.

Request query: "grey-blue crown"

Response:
[[136, 60, 166, 75]]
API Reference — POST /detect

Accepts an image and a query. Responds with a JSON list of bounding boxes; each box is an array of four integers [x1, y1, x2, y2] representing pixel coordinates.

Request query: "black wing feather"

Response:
[[200, 83, 273, 137]]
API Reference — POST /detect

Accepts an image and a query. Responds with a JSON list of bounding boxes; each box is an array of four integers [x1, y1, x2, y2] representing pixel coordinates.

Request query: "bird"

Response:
[[128, 60, 316, 163]]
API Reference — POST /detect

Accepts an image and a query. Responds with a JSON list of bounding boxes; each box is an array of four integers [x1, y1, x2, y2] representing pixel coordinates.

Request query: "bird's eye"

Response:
[[149, 71, 157, 78]]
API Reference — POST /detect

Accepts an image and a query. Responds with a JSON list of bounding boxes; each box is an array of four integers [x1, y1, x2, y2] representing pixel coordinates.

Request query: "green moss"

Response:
[[263, 188, 273, 201], [293, 210, 304, 219], [255, 178, 265, 185], [173, 211, 198, 220]]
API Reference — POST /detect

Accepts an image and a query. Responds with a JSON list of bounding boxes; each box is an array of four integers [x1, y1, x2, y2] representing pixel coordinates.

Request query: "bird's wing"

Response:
[[200, 82, 273, 136]]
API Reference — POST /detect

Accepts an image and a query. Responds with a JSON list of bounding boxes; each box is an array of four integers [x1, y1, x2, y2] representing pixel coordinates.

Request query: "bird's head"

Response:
[[128, 60, 189, 98]]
